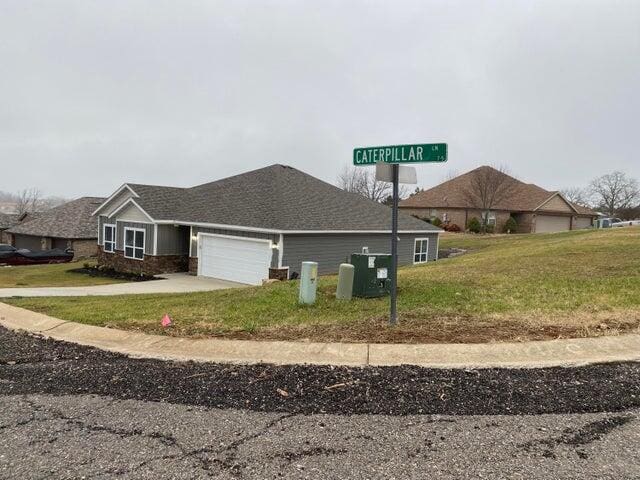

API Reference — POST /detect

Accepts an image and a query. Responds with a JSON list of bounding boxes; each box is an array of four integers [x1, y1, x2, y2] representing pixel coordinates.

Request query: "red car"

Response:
[[0, 244, 74, 266]]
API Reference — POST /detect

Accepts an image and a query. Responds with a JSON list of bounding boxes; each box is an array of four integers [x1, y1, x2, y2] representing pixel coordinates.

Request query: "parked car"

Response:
[[0, 244, 74, 265], [612, 219, 640, 228]]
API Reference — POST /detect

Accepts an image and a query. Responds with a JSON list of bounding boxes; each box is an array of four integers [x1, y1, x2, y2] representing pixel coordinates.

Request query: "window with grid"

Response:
[[103, 224, 116, 253], [483, 211, 496, 226], [414, 238, 429, 264], [124, 228, 145, 260]]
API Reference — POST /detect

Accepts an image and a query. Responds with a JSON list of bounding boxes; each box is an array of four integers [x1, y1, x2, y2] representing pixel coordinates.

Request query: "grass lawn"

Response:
[[0, 261, 126, 288], [5, 228, 640, 343]]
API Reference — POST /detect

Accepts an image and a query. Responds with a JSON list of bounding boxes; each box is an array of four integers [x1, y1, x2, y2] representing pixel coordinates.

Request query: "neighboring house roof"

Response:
[[7, 197, 105, 239], [0, 213, 19, 230], [400, 166, 597, 216], [97, 165, 439, 232]]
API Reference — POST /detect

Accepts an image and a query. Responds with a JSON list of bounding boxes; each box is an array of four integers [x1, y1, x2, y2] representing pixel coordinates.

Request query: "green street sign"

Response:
[[353, 143, 447, 166]]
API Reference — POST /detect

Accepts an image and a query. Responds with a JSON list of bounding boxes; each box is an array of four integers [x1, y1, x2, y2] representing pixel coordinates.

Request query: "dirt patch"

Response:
[[154, 311, 640, 344]]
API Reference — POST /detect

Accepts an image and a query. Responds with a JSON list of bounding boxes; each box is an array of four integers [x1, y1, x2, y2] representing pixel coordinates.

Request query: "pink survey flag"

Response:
[[161, 314, 172, 328]]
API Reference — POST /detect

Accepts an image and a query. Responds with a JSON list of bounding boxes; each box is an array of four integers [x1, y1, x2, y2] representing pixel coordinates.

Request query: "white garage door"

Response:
[[198, 234, 272, 285], [535, 215, 571, 233]]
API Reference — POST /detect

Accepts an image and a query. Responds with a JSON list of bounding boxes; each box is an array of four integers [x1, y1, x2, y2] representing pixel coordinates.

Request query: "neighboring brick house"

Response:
[[5, 197, 104, 258], [400, 166, 598, 233], [92, 164, 441, 285], [0, 213, 19, 244]]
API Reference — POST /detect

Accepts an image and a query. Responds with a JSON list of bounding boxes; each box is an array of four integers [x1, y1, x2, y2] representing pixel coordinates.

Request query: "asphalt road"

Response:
[[1, 327, 639, 479]]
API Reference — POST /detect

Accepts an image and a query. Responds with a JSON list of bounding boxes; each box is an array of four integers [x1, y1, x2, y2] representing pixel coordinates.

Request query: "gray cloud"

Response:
[[1, 0, 638, 198]]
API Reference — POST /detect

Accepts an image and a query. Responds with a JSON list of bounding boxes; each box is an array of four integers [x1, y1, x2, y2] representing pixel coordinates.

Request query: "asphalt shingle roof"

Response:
[[7, 197, 105, 239], [400, 166, 597, 216], [0, 213, 19, 230], [122, 165, 438, 232]]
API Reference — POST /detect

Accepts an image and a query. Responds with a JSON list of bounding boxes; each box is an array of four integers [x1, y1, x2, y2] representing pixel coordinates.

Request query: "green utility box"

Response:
[[350, 253, 392, 298]]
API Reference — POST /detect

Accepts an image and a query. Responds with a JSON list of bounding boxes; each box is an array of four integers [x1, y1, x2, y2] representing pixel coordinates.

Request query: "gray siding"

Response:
[[156, 225, 190, 256], [190, 227, 279, 267], [281, 233, 439, 276], [115, 221, 154, 255], [98, 215, 107, 245]]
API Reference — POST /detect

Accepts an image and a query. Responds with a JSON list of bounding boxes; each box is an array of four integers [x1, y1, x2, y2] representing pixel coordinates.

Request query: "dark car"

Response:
[[0, 244, 74, 266]]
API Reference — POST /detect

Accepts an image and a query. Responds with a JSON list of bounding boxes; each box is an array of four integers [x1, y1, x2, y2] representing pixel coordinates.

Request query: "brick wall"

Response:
[[188, 257, 198, 275], [71, 239, 98, 259], [98, 247, 188, 275], [269, 267, 289, 280], [401, 207, 519, 232]]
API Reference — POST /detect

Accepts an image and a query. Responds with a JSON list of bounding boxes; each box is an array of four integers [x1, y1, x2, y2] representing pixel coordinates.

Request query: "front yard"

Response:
[[0, 261, 126, 288], [5, 228, 640, 343]]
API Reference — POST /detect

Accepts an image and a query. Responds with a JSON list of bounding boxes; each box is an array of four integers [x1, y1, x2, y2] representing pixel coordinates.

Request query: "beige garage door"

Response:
[[535, 215, 571, 233], [573, 217, 593, 229]]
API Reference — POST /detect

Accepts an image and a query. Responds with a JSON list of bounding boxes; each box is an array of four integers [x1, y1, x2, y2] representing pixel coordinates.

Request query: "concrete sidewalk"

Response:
[[2, 302, 640, 368], [0, 273, 245, 297]]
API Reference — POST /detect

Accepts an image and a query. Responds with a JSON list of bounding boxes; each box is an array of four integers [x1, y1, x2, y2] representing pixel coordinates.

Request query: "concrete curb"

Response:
[[1, 302, 639, 368]]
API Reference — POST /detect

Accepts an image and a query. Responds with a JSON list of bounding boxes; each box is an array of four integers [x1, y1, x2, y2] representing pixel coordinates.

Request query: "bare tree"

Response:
[[560, 187, 591, 208], [462, 165, 516, 231], [39, 196, 68, 210], [337, 166, 409, 203], [589, 171, 640, 217], [15, 188, 41, 215]]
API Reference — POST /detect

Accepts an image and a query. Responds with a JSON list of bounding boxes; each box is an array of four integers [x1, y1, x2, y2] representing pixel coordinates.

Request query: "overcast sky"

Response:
[[1, 0, 639, 198]]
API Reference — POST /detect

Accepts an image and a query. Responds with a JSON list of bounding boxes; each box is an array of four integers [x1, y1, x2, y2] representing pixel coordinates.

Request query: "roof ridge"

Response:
[[189, 164, 289, 191]]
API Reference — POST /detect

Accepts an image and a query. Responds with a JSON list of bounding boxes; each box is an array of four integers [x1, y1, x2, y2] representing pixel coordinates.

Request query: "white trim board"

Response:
[[153, 224, 158, 256], [155, 219, 440, 235], [92, 184, 139, 216]]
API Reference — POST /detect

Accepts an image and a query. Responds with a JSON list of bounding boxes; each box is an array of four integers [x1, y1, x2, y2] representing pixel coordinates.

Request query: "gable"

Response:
[[536, 194, 575, 213], [94, 185, 138, 217], [111, 202, 152, 223]]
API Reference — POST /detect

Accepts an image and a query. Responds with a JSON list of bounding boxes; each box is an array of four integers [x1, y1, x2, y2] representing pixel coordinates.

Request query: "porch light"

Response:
[[271, 242, 279, 250]]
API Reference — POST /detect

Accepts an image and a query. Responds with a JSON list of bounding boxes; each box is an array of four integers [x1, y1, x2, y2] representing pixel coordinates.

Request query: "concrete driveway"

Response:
[[0, 273, 245, 297]]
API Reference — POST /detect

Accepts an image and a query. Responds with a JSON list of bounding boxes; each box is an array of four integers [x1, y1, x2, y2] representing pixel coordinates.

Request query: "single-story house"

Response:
[[0, 213, 19, 244], [0, 214, 19, 244], [6, 197, 105, 258], [92, 164, 441, 285], [399, 166, 598, 233], [0, 212, 43, 243]]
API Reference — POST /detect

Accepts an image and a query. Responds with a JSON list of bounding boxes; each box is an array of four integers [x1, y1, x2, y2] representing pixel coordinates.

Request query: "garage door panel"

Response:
[[574, 217, 593, 229], [536, 215, 571, 233], [199, 234, 272, 285]]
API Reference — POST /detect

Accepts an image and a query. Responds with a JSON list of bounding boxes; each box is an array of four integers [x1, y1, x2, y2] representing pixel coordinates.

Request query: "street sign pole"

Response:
[[390, 163, 399, 325], [352, 142, 447, 327]]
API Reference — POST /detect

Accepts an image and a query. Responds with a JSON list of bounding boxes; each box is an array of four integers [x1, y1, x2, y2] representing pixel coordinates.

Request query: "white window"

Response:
[[483, 211, 496, 226], [414, 238, 429, 264], [103, 224, 116, 253], [124, 227, 145, 260]]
